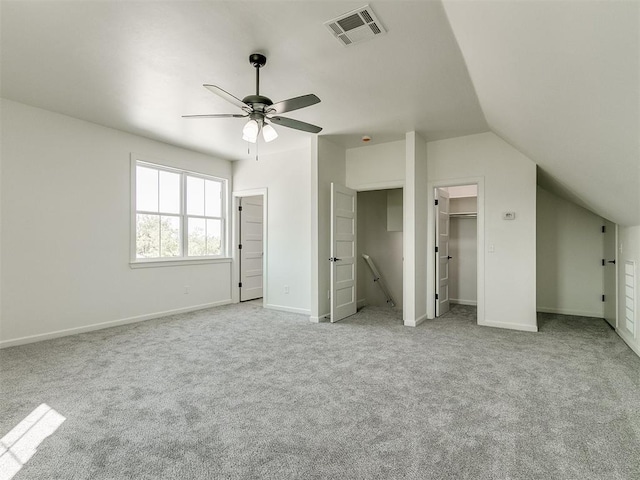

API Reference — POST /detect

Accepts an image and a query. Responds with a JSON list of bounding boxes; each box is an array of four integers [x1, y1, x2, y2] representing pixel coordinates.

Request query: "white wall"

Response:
[[232, 146, 311, 315], [0, 99, 233, 347], [346, 140, 404, 191], [404, 132, 429, 326], [617, 225, 640, 357], [311, 137, 347, 320], [450, 216, 478, 305], [427, 132, 537, 332], [357, 190, 403, 309], [536, 187, 605, 317]]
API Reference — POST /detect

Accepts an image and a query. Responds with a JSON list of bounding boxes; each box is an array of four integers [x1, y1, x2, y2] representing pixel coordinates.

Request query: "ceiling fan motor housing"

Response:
[[242, 95, 273, 113]]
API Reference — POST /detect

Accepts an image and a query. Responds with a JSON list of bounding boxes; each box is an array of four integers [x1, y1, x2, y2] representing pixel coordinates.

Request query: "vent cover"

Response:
[[324, 5, 386, 47]]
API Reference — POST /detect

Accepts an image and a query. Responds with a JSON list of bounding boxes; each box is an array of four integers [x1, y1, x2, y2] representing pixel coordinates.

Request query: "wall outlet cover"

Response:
[[503, 211, 516, 220]]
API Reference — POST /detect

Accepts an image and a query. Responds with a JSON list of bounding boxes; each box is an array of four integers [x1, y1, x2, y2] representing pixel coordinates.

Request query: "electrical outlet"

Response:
[[184, 285, 190, 294], [284, 285, 290, 294]]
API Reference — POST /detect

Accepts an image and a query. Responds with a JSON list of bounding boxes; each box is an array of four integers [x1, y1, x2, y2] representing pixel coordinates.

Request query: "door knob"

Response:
[[447, 256, 453, 259], [607, 259, 616, 264]]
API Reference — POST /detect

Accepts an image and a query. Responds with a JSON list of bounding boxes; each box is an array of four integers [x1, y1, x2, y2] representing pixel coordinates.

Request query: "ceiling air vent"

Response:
[[324, 5, 386, 47]]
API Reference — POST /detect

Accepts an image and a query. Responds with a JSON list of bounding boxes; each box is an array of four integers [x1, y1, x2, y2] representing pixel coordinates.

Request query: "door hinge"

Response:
[[238, 205, 243, 212], [602, 258, 606, 266], [435, 199, 439, 206], [238, 244, 242, 250], [602, 294, 605, 302], [435, 293, 439, 300], [601, 225, 606, 233], [239, 282, 242, 288], [435, 246, 439, 253]]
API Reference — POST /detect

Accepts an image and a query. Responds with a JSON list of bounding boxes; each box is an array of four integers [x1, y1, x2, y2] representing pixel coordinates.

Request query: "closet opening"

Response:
[[434, 184, 479, 320], [356, 188, 403, 314], [232, 189, 267, 307]]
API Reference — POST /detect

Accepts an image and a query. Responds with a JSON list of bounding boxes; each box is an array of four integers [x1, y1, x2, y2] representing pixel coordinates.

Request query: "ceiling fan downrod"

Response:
[[249, 53, 267, 96]]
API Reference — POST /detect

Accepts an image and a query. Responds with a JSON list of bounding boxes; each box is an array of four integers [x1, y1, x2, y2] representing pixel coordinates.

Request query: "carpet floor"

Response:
[[1, 303, 639, 479]]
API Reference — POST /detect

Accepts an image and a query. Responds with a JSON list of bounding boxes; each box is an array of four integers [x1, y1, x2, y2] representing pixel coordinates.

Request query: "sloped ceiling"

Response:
[[1, 1, 638, 226], [443, 0, 640, 226]]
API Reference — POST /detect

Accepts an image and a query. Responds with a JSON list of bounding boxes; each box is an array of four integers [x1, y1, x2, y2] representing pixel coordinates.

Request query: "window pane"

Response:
[[136, 166, 158, 212], [205, 180, 222, 217], [159, 171, 180, 214], [206, 219, 222, 255], [136, 214, 160, 258], [186, 176, 205, 216], [160, 216, 181, 257], [188, 217, 206, 256]]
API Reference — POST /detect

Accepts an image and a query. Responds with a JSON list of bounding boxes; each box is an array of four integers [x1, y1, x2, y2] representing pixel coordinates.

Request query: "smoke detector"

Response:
[[324, 5, 386, 47]]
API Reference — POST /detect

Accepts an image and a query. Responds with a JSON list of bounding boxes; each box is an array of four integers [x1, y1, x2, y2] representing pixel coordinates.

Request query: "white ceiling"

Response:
[[0, 0, 486, 157], [1, 1, 638, 225]]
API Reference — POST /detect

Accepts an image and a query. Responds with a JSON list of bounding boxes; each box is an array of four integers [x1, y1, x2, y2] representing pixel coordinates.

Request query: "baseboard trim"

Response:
[[616, 328, 640, 357], [357, 298, 367, 309], [451, 299, 477, 306], [404, 312, 429, 327], [536, 306, 603, 318], [309, 313, 330, 323], [479, 319, 538, 333], [265, 304, 310, 316], [0, 300, 233, 349]]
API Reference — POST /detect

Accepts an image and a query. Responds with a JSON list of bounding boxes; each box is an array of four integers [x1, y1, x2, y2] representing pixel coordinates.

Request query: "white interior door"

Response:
[[435, 188, 451, 316], [239, 195, 263, 302], [330, 183, 357, 322], [603, 222, 617, 328]]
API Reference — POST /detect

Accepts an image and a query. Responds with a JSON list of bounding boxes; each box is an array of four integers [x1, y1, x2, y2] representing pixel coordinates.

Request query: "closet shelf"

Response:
[[450, 211, 477, 218]]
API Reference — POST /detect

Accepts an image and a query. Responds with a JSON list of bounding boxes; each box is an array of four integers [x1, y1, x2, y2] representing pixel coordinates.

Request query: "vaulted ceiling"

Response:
[[1, 1, 638, 225]]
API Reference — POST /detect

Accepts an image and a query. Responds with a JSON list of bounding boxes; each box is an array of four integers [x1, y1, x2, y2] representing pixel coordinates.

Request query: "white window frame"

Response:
[[130, 156, 230, 268]]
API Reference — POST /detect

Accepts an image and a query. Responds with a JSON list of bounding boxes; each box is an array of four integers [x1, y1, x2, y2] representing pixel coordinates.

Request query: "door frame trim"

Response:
[[427, 177, 485, 325], [232, 188, 268, 306]]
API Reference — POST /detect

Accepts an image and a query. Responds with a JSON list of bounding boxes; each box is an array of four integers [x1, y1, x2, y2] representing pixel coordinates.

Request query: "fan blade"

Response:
[[182, 114, 248, 119], [270, 116, 322, 134], [203, 84, 249, 110], [269, 94, 320, 114]]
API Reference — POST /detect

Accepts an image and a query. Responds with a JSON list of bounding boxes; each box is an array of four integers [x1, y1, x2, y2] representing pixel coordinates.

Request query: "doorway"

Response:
[[357, 188, 403, 311], [427, 179, 485, 324], [233, 190, 267, 305]]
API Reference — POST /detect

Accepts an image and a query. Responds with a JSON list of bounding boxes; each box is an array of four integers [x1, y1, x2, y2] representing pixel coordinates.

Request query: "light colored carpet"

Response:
[[1, 303, 639, 479]]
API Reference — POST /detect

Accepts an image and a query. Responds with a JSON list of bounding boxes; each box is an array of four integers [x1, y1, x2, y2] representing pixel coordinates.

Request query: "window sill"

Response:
[[130, 257, 232, 269]]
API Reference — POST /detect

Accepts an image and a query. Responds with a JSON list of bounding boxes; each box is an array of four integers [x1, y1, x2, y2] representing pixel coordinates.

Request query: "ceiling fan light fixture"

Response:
[[262, 123, 278, 143], [242, 119, 259, 143]]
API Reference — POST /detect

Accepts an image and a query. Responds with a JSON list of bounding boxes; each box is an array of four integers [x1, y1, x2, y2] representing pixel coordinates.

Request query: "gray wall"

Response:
[[449, 220, 477, 305]]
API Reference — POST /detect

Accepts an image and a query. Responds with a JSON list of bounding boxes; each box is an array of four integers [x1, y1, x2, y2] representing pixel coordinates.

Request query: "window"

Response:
[[133, 160, 227, 262]]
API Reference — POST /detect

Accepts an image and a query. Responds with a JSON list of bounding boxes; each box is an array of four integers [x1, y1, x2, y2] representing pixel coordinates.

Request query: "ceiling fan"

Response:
[[183, 53, 322, 143]]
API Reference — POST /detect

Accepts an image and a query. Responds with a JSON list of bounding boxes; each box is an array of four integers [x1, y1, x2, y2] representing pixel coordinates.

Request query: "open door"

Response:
[[239, 195, 264, 301], [330, 182, 357, 322], [603, 221, 617, 328], [435, 188, 451, 316]]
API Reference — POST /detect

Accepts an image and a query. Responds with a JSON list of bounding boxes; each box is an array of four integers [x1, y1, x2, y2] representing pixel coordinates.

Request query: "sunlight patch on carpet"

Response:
[[0, 404, 65, 480]]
